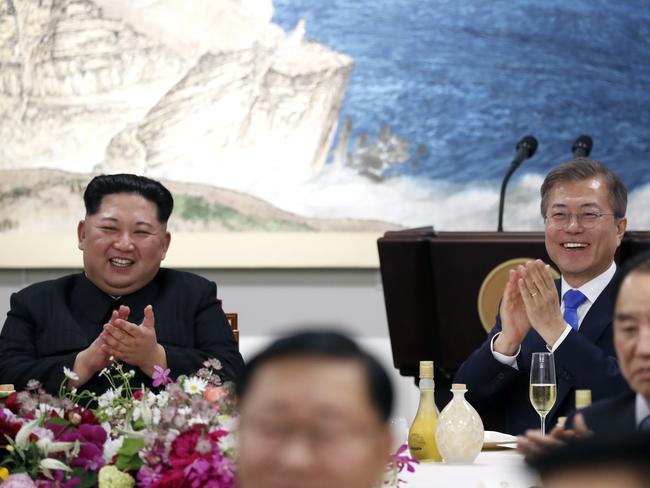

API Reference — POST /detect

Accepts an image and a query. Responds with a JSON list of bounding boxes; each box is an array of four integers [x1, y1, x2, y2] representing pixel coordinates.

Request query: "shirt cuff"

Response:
[[547, 323, 573, 352], [490, 332, 520, 370]]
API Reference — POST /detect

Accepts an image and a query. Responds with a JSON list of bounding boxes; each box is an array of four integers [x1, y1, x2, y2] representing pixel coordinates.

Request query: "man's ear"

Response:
[[616, 217, 627, 244], [161, 231, 171, 260], [77, 220, 86, 250]]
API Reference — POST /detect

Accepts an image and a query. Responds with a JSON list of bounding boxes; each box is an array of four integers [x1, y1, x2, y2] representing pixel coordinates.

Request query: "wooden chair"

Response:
[[226, 312, 239, 345], [217, 298, 239, 346]]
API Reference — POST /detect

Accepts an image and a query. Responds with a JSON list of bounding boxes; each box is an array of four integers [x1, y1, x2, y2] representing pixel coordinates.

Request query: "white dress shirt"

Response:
[[635, 393, 650, 428], [491, 261, 617, 369]]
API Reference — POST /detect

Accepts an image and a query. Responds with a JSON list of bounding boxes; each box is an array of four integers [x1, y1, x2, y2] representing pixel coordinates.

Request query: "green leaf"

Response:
[[119, 437, 145, 456], [71, 468, 98, 488], [115, 437, 145, 471], [46, 417, 72, 426]]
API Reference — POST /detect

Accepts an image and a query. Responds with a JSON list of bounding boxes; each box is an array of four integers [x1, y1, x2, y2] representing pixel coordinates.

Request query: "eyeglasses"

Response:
[[544, 211, 615, 229]]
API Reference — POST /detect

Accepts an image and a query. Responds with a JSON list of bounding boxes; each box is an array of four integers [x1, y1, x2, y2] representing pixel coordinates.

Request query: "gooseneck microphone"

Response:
[[572, 135, 593, 158], [497, 135, 538, 232]]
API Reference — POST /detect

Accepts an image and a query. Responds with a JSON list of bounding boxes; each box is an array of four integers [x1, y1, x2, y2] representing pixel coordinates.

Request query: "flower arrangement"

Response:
[[1, 360, 417, 487], [0, 359, 236, 487]]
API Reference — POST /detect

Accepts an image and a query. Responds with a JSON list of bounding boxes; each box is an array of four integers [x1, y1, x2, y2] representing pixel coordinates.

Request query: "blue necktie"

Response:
[[640, 415, 650, 432], [563, 289, 587, 330]]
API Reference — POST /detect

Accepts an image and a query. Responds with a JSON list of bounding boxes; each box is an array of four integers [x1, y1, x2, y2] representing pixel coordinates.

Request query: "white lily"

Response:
[[40, 457, 73, 479], [140, 396, 152, 426], [40, 458, 72, 471], [15, 419, 38, 450], [36, 438, 75, 454]]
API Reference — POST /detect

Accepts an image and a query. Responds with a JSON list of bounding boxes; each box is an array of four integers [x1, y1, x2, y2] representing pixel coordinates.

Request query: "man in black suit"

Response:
[[518, 251, 650, 456], [456, 159, 630, 434], [0, 174, 244, 395]]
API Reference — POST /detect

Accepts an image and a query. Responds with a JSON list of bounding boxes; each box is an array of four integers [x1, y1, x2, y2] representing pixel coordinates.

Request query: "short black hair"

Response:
[[528, 432, 650, 483], [612, 250, 650, 304], [540, 158, 627, 219], [236, 330, 394, 422], [83, 174, 174, 224]]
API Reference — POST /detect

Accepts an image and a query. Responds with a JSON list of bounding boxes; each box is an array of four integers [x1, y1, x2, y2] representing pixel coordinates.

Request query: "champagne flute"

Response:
[[529, 352, 556, 436]]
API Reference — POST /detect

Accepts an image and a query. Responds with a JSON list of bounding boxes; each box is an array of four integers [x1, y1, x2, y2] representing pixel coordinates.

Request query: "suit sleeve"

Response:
[[162, 280, 244, 383], [0, 292, 77, 392], [454, 313, 523, 410]]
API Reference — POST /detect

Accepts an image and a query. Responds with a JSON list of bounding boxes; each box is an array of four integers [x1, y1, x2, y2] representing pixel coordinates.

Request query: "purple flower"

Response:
[[35, 471, 81, 488], [152, 365, 172, 387], [184, 458, 211, 488], [394, 443, 419, 473], [137, 465, 164, 487], [60, 423, 107, 471]]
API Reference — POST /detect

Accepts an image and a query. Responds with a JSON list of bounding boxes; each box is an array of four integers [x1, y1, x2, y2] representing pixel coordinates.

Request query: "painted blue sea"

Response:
[[273, 0, 650, 189]]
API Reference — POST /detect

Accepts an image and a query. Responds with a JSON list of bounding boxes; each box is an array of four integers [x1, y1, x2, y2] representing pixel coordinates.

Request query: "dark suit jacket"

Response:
[[566, 389, 637, 434], [0, 269, 244, 396], [455, 277, 628, 435]]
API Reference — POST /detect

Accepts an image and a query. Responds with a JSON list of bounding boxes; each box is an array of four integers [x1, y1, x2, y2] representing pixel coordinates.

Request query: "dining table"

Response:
[[399, 448, 540, 488]]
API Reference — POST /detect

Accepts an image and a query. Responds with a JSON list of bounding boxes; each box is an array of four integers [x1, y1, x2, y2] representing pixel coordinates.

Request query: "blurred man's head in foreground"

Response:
[[612, 250, 650, 401], [529, 433, 650, 488], [236, 330, 394, 488]]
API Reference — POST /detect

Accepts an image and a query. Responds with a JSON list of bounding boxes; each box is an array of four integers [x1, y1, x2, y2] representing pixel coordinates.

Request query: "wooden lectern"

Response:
[[378, 228, 650, 415]]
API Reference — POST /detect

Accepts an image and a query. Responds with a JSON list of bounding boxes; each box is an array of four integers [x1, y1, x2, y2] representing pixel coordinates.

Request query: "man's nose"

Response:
[[277, 433, 315, 472], [114, 232, 134, 250], [564, 214, 584, 232], [636, 324, 650, 356]]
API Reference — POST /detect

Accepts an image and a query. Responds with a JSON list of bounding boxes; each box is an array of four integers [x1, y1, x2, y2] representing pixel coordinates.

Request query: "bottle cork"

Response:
[[419, 361, 434, 379]]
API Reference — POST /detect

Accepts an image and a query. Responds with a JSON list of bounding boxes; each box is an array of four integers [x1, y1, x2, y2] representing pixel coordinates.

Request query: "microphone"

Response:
[[512, 135, 539, 167], [572, 135, 593, 158], [498, 135, 538, 232]]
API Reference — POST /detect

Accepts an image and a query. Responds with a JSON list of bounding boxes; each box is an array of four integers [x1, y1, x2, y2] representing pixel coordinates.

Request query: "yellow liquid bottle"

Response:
[[408, 361, 442, 462], [575, 389, 592, 410]]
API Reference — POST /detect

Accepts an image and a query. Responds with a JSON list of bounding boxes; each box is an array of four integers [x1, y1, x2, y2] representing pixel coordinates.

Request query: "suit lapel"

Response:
[[579, 276, 616, 343]]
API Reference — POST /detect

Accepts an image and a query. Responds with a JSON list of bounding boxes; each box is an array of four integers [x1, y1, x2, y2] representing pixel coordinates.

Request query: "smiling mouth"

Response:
[[563, 243, 589, 249], [109, 257, 134, 267]]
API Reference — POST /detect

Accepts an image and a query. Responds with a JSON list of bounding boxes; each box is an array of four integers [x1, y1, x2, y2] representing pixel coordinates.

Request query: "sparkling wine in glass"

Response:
[[529, 352, 557, 436]]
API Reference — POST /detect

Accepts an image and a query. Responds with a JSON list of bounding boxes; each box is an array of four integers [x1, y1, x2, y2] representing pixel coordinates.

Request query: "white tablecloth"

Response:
[[399, 449, 540, 488]]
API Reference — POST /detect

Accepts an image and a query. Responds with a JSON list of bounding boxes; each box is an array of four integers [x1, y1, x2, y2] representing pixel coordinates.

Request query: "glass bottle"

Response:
[[575, 389, 592, 410], [435, 383, 484, 463], [0, 384, 15, 399], [407, 361, 442, 462]]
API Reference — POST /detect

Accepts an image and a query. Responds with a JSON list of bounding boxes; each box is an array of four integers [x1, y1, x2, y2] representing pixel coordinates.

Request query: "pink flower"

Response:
[[203, 386, 227, 403], [2, 474, 36, 488], [152, 365, 172, 387]]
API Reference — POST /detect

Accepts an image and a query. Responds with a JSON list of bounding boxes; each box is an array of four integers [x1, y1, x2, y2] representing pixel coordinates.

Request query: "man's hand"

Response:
[[516, 413, 592, 460], [71, 337, 113, 388], [494, 267, 532, 355], [517, 260, 566, 346], [100, 304, 167, 377], [70, 306, 131, 387]]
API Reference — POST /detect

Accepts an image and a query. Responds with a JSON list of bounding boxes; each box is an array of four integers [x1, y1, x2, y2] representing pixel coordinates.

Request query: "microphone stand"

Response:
[[497, 162, 521, 232]]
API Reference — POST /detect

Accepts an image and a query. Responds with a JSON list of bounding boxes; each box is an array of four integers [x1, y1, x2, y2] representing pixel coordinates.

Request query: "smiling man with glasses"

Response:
[[456, 158, 630, 435]]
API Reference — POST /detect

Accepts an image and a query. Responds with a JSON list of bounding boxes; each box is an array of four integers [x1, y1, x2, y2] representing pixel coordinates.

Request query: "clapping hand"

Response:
[[517, 413, 592, 460], [517, 260, 566, 346], [494, 267, 532, 355], [100, 304, 167, 377]]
